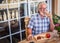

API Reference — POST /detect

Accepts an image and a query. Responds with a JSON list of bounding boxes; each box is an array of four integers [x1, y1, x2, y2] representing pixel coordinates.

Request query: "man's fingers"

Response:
[[27, 35, 32, 41]]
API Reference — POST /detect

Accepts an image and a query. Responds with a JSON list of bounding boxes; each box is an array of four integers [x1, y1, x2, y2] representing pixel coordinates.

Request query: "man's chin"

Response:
[[40, 14, 45, 17]]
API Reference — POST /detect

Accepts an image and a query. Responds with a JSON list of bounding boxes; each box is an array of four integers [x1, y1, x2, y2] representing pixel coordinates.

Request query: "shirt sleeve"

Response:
[[28, 15, 34, 29]]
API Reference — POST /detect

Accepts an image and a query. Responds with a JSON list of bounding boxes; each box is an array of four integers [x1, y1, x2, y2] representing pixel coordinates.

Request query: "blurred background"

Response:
[[0, 0, 60, 43]]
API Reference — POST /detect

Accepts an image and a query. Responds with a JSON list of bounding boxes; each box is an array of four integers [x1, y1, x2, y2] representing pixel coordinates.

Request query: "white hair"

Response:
[[36, 1, 47, 13]]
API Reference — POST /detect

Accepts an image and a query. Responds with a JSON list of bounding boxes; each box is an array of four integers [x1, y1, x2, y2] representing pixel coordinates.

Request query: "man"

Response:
[[27, 2, 55, 40]]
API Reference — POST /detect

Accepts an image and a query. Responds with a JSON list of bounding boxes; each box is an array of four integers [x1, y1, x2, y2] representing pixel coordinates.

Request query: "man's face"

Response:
[[38, 4, 47, 13]]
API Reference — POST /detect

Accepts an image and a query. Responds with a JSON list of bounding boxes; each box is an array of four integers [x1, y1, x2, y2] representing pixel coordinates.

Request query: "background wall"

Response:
[[58, 0, 60, 16], [52, 0, 58, 15]]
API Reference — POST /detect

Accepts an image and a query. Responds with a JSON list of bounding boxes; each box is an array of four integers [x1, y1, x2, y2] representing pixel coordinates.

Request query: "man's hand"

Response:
[[44, 10, 52, 18], [27, 34, 33, 41]]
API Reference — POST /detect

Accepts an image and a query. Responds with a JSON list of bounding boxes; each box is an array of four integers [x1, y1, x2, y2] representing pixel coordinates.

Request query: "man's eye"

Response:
[[39, 8, 46, 10]]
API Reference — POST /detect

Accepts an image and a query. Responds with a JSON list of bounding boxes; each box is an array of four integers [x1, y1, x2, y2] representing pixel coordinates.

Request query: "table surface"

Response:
[[18, 32, 60, 43], [18, 38, 60, 43]]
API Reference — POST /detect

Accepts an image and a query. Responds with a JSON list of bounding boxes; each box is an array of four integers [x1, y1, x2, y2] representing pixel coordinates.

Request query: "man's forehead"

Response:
[[39, 3, 47, 8]]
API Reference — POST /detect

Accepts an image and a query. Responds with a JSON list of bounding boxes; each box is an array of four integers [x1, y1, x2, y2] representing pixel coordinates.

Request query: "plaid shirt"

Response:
[[28, 13, 50, 35]]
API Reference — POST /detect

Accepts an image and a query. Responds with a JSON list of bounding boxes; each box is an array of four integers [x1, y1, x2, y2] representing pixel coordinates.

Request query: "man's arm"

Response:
[[27, 15, 34, 40], [49, 16, 55, 31], [27, 28, 32, 35], [27, 28, 33, 40], [45, 11, 55, 31]]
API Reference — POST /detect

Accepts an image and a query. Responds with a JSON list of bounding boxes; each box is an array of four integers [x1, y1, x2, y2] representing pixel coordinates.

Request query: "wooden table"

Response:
[[18, 32, 60, 43], [18, 38, 60, 43]]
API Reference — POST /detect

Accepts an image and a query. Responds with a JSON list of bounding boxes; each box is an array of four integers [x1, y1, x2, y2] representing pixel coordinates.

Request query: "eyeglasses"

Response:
[[39, 7, 47, 10]]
